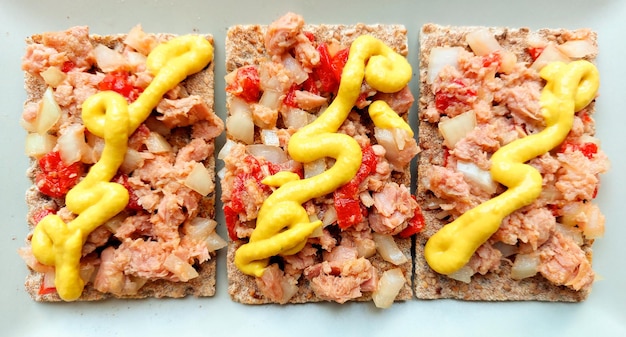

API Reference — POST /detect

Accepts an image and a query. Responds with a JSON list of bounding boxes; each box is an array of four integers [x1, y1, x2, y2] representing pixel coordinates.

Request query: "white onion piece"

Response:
[[308, 214, 323, 238], [356, 237, 377, 259], [103, 213, 126, 234], [427, 47, 462, 84], [561, 202, 586, 227], [17, 247, 53, 273], [466, 29, 502, 56], [557, 40, 597, 59], [145, 132, 172, 154], [42, 269, 56, 290], [40, 66, 66, 87], [373, 233, 408, 265], [217, 139, 236, 160], [24, 133, 56, 158], [205, 231, 228, 252], [184, 162, 213, 196], [438, 110, 477, 148], [447, 264, 474, 283], [582, 203, 605, 239], [304, 158, 326, 178], [456, 161, 497, 194], [119, 148, 144, 174], [555, 223, 584, 246], [247, 144, 288, 164], [530, 44, 570, 71], [93, 44, 129, 73], [259, 90, 282, 110], [321, 206, 337, 227], [283, 108, 311, 129], [79, 263, 96, 284], [163, 254, 199, 282], [372, 268, 406, 309], [184, 217, 218, 241], [224, 69, 237, 87], [282, 53, 308, 85], [124, 50, 148, 72], [57, 123, 88, 164], [511, 253, 539, 280], [261, 129, 280, 146], [35, 87, 62, 134], [493, 241, 518, 258], [226, 110, 254, 144]]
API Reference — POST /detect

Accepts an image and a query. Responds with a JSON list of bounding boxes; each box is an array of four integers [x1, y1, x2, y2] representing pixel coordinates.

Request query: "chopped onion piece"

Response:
[[261, 129, 280, 146], [184, 162, 213, 196], [93, 44, 129, 73], [183, 217, 217, 241], [372, 268, 406, 309], [103, 213, 126, 234], [308, 214, 323, 238], [321, 206, 337, 227], [283, 108, 311, 129], [205, 231, 228, 252], [438, 110, 477, 148], [447, 264, 474, 283], [557, 40, 597, 59], [456, 161, 497, 194], [163, 254, 199, 282], [247, 144, 288, 164], [42, 269, 56, 290], [35, 87, 62, 134], [120, 148, 144, 174], [217, 139, 236, 160], [466, 29, 502, 56], [226, 109, 254, 145], [145, 132, 172, 153], [373, 233, 408, 265], [555, 223, 584, 246], [356, 237, 377, 258], [561, 201, 586, 227], [259, 90, 282, 110], [427, 47, 462, 84], [282, 53, 308, 85], [40, 66, 66, 87], [304, 158, 326, 178], [511, 253, 539, 280], [57, 123, 88, 165], [582, 203, 605, 239], [493, 241, 518, 258], [530, 44, 570, 71], [24, 133, 56, 158], [79, 263, 96, 284], [17, 247, 53, 273]]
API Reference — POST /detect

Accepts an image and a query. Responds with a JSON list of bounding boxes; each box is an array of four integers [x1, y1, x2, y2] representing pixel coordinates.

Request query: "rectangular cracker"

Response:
[[223, 16, 415, 304], [415, 23, 604, 301], [21, 27, 222, 301]]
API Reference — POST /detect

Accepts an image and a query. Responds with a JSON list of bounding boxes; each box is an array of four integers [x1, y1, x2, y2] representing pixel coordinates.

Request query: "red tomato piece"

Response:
[[225, 66, 261, 103], [398, 198, 425, 238], [35, 151, 84, 198]]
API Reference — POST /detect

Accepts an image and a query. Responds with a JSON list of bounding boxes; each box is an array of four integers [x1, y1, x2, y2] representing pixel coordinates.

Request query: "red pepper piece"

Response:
[[330, 47, 350, 82], [113, 173, 142, 211], [32, 208, 57, 225], [224, 205, 239, 241], [35, 151, 84, 198], [98, 70, 143, 102], [315, 43, 340, 93], [61, 60, 76, 73], [398, 198, 425, 238], [434, 79, 476, 112], [225, 66, 261, 103], [527, 47, 545, 61], [559, 142, 598, 159]]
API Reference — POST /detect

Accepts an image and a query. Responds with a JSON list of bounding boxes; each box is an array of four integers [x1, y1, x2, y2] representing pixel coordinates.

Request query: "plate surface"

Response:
[[1, 1, 624, 336]]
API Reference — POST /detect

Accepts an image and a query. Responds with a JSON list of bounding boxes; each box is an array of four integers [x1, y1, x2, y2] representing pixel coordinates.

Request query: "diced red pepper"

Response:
[[559, 142, 598, 159], [283, 83, 300, 108], [98, 70, 143, 102], [303, 31, 316, 43], [32, 208, 57, 225], [35, 151, 84, 198], [548, 203, 561, 217], [113, 173, 143, 211], [330, 47, 350, 82], [38, 282, 56, 296], [61, 60, 76, 73], [398, 198, 425, 238], [334, 145, 378, 229], [225, 66, 261, 103], [315, 43, 340, 93], [527, 47, 545, 61], [482, 51, 502, 68], [224, 205, 239, 241], [434, 79, 476, 112]]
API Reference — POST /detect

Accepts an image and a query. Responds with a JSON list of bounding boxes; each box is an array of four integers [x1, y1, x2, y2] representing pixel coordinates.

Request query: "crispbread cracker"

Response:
[[225, 21, 414, 304], [415, 23, 598, 301], [22, 30, 220, 301]]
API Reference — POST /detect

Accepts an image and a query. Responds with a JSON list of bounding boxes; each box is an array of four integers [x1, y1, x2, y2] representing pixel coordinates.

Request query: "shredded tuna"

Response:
[[537, 231, 594, 291], [156, 95, 213, 128], [467, 241, 502, 275], [264, 12, 305, 58], [494, 208, 556, 251], [369, 183, 417, 235], [304, 256, 377, 303]]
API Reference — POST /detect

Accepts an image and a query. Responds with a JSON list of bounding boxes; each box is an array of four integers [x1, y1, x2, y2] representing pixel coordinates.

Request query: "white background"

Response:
[[1, 1, 625, 336]]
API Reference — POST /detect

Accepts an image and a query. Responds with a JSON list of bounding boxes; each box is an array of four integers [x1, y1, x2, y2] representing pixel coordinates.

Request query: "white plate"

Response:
[[1, 1, 625, 336]]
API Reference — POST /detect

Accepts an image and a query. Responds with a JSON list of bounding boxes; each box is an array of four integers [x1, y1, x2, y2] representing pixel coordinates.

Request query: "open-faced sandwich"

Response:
[[416, 23, 608, 301], [220, 12, 421, 308], [19, 25, 225, 301]]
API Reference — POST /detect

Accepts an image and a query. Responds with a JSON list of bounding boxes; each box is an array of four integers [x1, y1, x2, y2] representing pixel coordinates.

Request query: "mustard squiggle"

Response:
[[31, 36, 213, 301], [234, 35, 412, 277], [424, 60, 600, 275]]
